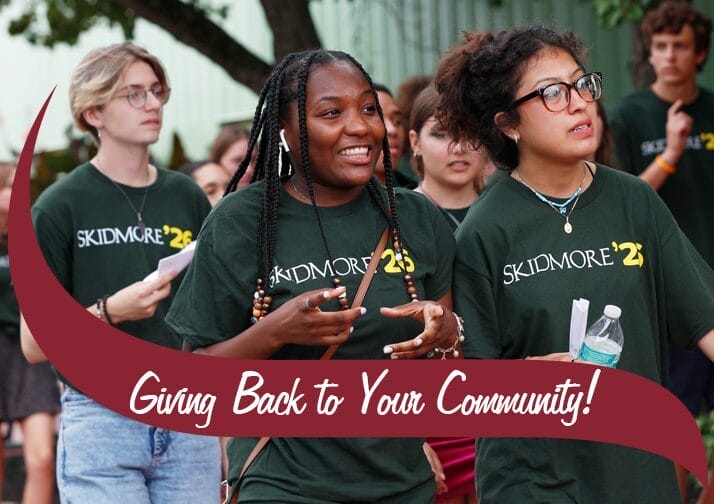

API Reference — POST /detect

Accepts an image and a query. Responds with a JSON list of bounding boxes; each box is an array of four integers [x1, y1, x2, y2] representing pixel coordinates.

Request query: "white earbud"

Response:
[[279, 129, 290, 152]]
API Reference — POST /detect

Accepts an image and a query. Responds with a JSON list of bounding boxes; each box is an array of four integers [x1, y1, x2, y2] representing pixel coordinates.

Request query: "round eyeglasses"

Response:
[[511, 72, 603, 112], [113, 85, 171, 109]]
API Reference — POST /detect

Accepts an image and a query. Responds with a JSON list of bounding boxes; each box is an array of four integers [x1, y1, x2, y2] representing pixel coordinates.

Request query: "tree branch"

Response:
[[115, 0, 272, 93]]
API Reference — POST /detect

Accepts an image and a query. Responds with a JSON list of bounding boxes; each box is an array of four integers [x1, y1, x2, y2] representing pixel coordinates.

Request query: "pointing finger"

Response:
[[668, 99, 683, 117]]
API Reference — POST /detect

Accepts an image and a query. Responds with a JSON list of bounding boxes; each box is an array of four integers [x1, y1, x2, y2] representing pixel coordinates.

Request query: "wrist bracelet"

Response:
[[101, 295, 114, 326], [95, 298, 103, 320], [428, 312, 466, 359], [655, 155, 677, 174]]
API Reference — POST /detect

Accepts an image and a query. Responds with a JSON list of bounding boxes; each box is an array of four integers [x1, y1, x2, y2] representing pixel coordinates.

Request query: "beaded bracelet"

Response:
[[655, 155, 677, 175], [100, 295, 114, 326], [428, 312, 466, 359]]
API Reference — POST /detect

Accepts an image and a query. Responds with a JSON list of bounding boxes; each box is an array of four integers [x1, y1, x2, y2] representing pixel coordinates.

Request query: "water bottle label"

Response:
[[579, 342, 619, 368]]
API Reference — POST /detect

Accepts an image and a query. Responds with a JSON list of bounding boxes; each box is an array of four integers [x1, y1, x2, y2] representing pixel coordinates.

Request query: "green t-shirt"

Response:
[[32, 162, 211, 352], [610, 88, 714, 267], [453, 165, 714, 503], [0, 240, 19, 335], [166, 180, 455, 503]]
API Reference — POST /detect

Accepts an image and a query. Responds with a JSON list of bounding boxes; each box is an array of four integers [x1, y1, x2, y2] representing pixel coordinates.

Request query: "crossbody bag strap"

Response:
[[226, 226, 390, 503], [320, 225, 389, 360]]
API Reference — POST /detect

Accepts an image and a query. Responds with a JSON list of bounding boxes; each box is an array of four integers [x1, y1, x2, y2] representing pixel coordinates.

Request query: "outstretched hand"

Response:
[[269, 286, 367, 348], [380, 301, 458, 359]]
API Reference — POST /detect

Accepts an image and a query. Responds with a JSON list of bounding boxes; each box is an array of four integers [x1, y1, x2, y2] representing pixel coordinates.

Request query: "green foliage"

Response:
[[2, 0, 228, 47], [6, 0, 136, 46], [591, 0, 648, 28], [698, 410, 714, 465]]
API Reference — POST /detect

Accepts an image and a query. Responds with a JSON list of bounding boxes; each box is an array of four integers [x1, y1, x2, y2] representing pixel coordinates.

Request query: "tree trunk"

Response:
[[260, 0, 322, 61], [628, 22, 655, 90]]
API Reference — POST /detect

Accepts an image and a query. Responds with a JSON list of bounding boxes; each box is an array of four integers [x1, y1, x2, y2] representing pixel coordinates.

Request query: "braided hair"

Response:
[[226, 50, 406, 313]]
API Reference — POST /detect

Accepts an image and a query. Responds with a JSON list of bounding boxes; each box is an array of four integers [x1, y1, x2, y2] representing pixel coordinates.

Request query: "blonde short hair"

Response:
[[69, 42, 169, 142]]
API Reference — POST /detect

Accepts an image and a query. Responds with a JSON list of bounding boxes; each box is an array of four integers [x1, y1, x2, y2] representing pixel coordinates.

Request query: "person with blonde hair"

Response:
[[21, 42, 219, 502]]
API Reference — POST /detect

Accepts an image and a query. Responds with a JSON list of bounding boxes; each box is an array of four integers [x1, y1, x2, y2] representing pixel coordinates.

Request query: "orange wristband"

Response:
[[655, 155, 677, 174]]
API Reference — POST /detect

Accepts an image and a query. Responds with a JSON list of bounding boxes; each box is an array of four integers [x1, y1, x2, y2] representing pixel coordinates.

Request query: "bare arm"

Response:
[[20, 313, 47, 363], [19, 271, 178, 363], [697, 329, 714, 361], [639, 99, 691, 191]]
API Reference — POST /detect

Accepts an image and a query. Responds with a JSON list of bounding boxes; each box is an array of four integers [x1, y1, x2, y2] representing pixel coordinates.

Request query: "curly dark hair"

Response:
[[642, 0, 712, 72], [434, 26, 585, 171]]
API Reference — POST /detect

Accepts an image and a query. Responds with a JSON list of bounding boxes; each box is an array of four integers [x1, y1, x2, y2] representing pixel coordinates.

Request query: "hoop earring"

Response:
[[279, 129, 290, 152]]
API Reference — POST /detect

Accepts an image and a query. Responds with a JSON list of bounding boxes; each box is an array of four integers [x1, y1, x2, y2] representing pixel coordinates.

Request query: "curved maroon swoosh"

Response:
[[8, 91, 708, 490]]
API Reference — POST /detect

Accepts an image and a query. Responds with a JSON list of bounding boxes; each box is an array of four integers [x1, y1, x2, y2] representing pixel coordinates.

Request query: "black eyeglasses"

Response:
[[113, 85, 171, 109], [511, 72, 603, 112]]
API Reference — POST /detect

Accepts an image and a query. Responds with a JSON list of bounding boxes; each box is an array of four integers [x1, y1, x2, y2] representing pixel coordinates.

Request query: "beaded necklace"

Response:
[[250, 180, 418, 323], [514, 163, 588, 234]]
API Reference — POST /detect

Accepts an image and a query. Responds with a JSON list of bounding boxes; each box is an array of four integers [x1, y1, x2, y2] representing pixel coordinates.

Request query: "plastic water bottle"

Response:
[[578, 305, 624, 367]]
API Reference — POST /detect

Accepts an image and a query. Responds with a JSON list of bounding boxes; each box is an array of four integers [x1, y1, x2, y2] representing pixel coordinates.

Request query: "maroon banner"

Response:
[[11, 90, 709, 488]]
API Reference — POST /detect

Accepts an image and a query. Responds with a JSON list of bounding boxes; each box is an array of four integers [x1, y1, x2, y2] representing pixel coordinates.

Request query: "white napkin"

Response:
[[569, 298, 590, 357], [143, 241, 197, 282]]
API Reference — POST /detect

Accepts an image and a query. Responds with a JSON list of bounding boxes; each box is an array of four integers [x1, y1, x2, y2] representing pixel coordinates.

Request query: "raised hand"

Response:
[[662, 99, 693, 165]]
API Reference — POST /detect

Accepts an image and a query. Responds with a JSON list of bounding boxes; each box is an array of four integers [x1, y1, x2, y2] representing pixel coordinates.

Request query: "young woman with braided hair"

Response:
[[167, 49, 461, 502]]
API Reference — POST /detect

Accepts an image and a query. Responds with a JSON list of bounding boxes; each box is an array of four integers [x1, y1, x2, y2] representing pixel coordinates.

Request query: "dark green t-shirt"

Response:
[[453, 165, 714, 503], [32, 162, 211, 352], [610, 88, 714, 267], [166, 180, 455, 503], [0, 240, 19, 335]]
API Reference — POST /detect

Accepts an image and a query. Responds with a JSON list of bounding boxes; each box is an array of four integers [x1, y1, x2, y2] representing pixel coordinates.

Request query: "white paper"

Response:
[[569, 298, 590, 357], [143, 241, 197, 282]]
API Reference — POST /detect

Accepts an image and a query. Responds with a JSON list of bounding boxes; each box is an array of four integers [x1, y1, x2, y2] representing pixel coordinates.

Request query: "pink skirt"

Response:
[[427, 437, 476, 499]]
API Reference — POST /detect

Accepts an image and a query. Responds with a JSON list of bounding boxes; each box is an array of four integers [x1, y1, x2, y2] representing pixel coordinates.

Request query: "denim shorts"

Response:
[[57, 387, 221, 503]]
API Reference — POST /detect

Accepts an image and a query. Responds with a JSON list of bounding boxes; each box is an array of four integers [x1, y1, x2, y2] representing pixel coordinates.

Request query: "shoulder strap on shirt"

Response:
[[225, 226, 390, 504]]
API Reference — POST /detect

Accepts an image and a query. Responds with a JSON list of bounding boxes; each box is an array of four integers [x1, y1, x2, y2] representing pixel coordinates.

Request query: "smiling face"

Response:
[[282, 60, 385, 192], [508, 48, 599, 168], [84, 60, 165, 148], [410, 117, 485, 190], [649, 25, 706, 87]]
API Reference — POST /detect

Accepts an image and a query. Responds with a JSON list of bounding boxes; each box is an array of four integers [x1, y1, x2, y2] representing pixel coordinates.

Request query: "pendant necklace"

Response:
[[514, 164, 588, 234], [96, 161, 151, 237]]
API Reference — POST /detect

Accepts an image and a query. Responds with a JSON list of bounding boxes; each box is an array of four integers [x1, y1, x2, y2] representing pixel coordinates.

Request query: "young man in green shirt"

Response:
[[610, 3, 714, 499]]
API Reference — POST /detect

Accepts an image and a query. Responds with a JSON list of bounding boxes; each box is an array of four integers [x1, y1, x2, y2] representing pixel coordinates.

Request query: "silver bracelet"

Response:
[[428, 312, 466, 359]]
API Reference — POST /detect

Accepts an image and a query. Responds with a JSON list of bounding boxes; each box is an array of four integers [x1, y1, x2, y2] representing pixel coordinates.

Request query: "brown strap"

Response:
[[320, 225, 389, 360], [232, 226, 390, 495]]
